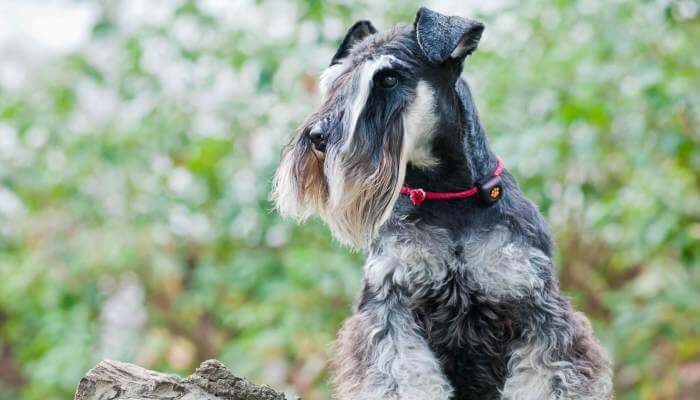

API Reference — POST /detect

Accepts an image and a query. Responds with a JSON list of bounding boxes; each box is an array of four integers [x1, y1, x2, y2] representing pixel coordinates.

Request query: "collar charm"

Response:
[[477, 175, 504, 206], [400, 156, 504, 207]]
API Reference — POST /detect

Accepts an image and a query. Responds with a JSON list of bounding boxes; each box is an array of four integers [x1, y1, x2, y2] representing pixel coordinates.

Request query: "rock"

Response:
[[74, 359, 292, 400]]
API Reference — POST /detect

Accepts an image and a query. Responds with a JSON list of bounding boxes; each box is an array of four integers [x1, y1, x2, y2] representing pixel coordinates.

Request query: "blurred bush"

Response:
[[0, 1, 698, 399]]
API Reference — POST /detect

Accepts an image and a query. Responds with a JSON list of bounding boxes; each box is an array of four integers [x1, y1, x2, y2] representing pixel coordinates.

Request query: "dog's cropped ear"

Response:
[[330, 20, 377, 65], [413, 7, 484, 64]]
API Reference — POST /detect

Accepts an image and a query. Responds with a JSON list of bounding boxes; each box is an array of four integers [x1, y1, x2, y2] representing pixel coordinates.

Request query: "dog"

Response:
[[272, 7, 613, 400]]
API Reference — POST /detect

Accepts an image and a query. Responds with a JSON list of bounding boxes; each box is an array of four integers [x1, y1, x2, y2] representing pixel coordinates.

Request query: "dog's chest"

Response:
[[365, 225, 552, 399], [366, 225, 550, 301], [412, 272, 522, 400]]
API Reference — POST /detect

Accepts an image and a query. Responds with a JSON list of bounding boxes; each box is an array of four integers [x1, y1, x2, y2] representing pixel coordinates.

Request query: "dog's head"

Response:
[[272, 7, 484, 248]]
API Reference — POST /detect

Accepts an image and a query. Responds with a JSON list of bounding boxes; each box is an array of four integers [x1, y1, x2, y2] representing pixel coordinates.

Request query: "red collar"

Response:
[[400, 156, 504, 206]]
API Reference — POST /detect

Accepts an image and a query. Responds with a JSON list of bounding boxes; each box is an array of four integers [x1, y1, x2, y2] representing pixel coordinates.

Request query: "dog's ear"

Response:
[[330, 20, 377, 65], [413, 7, 484, 64]]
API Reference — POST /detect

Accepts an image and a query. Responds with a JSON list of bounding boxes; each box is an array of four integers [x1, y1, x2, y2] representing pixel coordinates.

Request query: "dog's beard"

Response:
[[272, 120, 405, 249], [272, 133, 327, 221], [323, 123, 405, 248]]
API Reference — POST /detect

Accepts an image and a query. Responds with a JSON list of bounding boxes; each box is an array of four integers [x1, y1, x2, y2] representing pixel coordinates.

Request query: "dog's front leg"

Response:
[[330, 285, 453, 400], [501, 301, 613, 400]]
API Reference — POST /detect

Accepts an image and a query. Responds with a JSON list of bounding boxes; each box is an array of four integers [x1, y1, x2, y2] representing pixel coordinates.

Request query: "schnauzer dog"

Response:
[[273, 7, 613, 400]]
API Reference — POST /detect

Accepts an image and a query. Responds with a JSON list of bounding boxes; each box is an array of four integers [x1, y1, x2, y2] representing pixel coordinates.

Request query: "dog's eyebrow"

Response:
[[319, 63, 347, 97], [319, 55, 409, 98], [374, 56, 409, 70], [341, 55, 398, 151]]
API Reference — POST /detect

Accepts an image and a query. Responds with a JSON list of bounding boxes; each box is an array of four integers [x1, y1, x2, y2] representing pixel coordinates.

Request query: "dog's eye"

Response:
[[376, 72, 399, 89]]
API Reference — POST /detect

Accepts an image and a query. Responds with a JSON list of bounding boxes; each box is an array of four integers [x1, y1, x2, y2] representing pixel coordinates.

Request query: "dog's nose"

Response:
[[308, 125, 324, 142], [308, 125, 326, 152]]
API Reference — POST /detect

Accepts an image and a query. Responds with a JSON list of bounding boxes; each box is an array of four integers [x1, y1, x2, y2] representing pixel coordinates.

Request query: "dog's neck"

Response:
[[382, 81, 553, 256], [403, 78, 498, 193]]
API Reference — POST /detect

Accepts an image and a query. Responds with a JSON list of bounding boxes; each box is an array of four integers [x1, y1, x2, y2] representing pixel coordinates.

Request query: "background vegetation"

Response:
[[0, 0, 698, 399]]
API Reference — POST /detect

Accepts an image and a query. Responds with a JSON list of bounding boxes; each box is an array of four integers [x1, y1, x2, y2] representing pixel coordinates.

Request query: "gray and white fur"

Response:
[[272, 7, 613, 400]]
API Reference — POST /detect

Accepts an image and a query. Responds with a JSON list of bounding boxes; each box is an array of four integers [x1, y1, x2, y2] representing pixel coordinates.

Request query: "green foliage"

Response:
[[0, 1, 698, 399]]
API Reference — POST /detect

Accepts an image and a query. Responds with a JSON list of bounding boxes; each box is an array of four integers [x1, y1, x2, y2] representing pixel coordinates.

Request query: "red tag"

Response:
[[409, 188, 426, 206]]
